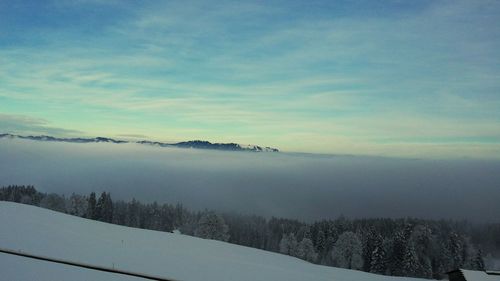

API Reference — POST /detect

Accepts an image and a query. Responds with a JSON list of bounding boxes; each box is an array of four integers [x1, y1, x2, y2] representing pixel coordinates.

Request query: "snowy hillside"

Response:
[[0, 202, 428, 281]]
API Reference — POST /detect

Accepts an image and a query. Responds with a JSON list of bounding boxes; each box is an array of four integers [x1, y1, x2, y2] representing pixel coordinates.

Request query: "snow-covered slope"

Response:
[[0, 202, 427, 281]]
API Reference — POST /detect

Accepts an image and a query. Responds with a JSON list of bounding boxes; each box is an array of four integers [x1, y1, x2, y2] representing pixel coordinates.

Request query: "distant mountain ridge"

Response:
[[0, 133, 279, 152]]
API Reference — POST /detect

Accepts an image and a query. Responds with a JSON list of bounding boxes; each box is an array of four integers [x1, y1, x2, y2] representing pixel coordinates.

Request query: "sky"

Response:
[[1, 0, 500, 158]]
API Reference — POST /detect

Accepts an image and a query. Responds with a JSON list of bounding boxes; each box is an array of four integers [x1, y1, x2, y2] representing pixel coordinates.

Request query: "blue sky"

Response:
[[0, 0, 499, 158]]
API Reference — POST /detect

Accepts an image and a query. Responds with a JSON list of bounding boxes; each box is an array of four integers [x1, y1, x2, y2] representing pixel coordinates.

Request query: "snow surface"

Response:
[[461, 269, 500, 281], [0, 202, 428, 281]]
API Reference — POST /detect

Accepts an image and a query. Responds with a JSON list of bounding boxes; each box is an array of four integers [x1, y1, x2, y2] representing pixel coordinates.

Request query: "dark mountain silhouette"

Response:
[[0, 133, 279, 152]]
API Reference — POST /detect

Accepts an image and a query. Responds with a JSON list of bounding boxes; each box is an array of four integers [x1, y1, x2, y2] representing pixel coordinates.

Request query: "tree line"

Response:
[[1, 185, 498, 279]]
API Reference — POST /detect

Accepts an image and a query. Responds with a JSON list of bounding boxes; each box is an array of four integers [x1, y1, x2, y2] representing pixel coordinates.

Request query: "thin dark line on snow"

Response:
[[0, 247, 180, 281]]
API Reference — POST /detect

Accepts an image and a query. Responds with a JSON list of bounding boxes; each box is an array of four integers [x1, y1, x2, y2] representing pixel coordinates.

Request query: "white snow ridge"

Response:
[[0, 202, 426, 281]]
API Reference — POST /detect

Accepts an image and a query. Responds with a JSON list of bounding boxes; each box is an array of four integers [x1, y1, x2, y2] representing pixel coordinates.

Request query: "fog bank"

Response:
[[1, 139, 499, 222]]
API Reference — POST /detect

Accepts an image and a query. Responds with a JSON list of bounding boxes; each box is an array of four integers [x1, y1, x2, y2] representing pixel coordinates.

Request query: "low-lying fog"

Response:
[[1, 139, 499, 222]]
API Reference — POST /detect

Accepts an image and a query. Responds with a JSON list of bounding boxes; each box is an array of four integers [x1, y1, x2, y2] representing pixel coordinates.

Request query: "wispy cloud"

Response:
[[0, 114, 82, 136], [0, 0, 499, 157]]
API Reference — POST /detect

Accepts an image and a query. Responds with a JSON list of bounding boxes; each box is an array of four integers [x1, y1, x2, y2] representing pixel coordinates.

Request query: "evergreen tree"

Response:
[[471, 249, 485, 271], [194, 211, 230, 241], [315, 230, 326, 257], [95, 192, 104, 221], [402, 242, 419, 277], [95, 192, 113, 223], [362, 227, 378, 272], [369, 236, 387, 275], [297, 226, 311, 241], [39, 193, 66, 212], [419, 256, 433, 279], [279, 233, 298, 257], [87, 192, 97, 219], [279, 233, 291, 255], [390, 229, 407, 276], [331, 231, 363, 270], [104, 192, 113, 222], [370, 245, 387, 274], [68, 193, 87, 217], [127, 198, 141, 227], [147, 202, 162, 230], [297, 238, 318, 262], [112, 200, 128, 225], [410, 224, 433, 278], [448, 232, 465, 269], [288, 233, 299, 257]]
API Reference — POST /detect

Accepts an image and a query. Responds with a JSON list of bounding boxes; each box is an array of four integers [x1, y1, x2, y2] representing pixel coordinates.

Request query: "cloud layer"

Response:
[[0, 0, 499, 157], [1, 139, 499, 222]]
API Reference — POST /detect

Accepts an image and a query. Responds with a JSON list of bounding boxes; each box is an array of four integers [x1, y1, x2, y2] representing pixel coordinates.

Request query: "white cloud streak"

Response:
[[0, 0, 499, 157]]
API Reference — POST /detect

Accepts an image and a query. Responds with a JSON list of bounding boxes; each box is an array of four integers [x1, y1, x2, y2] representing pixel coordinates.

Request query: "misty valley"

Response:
[[1, 0, 499, 280], [1, 138, 500, 280]]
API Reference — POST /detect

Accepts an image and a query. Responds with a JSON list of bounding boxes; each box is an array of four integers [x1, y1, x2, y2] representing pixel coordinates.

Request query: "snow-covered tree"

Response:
[[402, 242, 419, 276], [484, 253, 495, 270], [39, 193, 66, 212], [146, 202, 162, 230], [331, 231, 363, 270], [279, 233, 290, 255], [86, 192, 97, 219], [390, 229, 407, 275], [68, 193, 87, 217], [369, 236, 387, 275], [410, 224, 433, 278], [362, 227, 379, 272], [126, 198, 141, 227], [94, 192, 113, 222], [315, 230, 327, 260], [102, 192, 113, 222], [448, 232, 465, 269], [194, 211, 229, 241], [297, 238, 318, 262], [297, 226, 311, 241], [279, 233, 298, 256], [470, 249, 485, 271], [315, 230, 325, 249]]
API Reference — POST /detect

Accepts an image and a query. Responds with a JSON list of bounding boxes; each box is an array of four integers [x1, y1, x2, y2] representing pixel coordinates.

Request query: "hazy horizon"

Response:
[[2, 138, 499, 223]]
